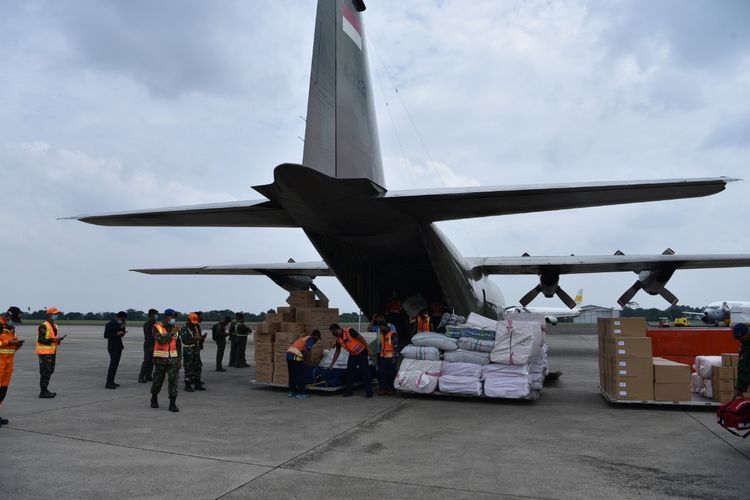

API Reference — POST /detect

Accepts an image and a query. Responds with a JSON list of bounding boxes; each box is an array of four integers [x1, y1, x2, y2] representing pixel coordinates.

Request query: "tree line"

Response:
[[619, 304, 703, 322], [22, 308, 364, 323]]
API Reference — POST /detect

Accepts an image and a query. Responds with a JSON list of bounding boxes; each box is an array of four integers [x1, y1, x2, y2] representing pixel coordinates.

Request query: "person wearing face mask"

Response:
[[138, 308, 159, 383], [150, 308, 182, 412], [0, 306, 24, 428], [37, 306, 66, 398], [103, 311, 128, 389]]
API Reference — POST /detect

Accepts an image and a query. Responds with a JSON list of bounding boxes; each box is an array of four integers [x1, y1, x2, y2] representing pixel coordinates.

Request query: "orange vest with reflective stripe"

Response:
[[153, 323, 179, 358], [386, 299, 401, 314], [337, 328, 367, 355], [287, 335, 312, 360], [0, 318, 18, 355], [36, 321, 58, 355], [417, 316, 431, 333], [378, 330, 396, 358]]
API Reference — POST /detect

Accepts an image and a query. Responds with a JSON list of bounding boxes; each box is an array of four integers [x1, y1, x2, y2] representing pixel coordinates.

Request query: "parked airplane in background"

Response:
[[505, 289, 583, 325], [71, 0, 750, 319], [702, 301, 750, 325]]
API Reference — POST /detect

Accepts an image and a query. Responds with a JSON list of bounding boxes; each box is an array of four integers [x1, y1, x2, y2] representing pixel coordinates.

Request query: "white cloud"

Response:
[[1, 0, 749, 314]]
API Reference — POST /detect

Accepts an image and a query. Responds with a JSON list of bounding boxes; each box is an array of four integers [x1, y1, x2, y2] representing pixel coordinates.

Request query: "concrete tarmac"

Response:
[[2, 324, 749, 499]]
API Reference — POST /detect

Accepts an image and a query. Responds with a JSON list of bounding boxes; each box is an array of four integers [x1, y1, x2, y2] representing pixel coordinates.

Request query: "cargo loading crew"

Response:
[[733, 323, 750, 398], [415, 308, 433, 333], [181, 312, 206, 392], [138, 308, 158, 383], [328, 324, 373, 398], [375, 320, 398, 395], [212, 316, 231, 372], [103, 311, 127, 389], [151, 308, 181, 412], [0, 307, 23, 428], [37, 306, 66, 398], [286, 330, 321, 399]]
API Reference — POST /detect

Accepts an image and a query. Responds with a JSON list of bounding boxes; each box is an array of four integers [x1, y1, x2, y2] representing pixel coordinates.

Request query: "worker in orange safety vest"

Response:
[[37, 306, 66, 398], [0, 307, 24, 428], [286, 330, 322, 399], [375, 320, 398, 396], [328, 324, 372, 398]]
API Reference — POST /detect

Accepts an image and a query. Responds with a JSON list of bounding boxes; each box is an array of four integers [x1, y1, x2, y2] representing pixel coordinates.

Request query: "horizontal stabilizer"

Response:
[[68, 199, 297, 228], [381, 177, 735, 223], [132, 261, 333, 277], [470, 254, 750, 275]]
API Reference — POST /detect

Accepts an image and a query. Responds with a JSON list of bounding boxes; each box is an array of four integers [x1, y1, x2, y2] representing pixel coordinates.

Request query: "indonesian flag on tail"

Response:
[[342, 2, 362, 50]]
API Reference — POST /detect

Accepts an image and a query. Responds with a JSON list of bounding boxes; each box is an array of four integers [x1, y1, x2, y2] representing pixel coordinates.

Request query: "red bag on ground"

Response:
[[716, 397, 750, 438]]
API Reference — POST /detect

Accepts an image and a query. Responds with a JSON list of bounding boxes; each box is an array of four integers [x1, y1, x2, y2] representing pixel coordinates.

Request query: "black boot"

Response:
[[184, 382, 194, 392], [138, 376, 146, 383], [150, 394, 159, 408], [194, 382, 206, 391], [39, 388, 56, 398], [169, 397, 179, 412]]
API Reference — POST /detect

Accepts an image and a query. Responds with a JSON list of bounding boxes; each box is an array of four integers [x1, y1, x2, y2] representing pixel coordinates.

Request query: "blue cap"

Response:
[[733, 323, 749, 339], [164, 308, 176, 317]]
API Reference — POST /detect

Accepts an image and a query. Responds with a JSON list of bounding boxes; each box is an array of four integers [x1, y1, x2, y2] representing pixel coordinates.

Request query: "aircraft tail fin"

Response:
[[575, 288, 583, 306], [303, 0, 384, 186]]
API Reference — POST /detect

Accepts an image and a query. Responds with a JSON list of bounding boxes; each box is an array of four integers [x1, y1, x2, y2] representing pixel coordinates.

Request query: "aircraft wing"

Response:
[[131, 261, 334, 276], [68, 199, 298, 228], [381, 177, 735, 222], [469, 254, 750, 275]]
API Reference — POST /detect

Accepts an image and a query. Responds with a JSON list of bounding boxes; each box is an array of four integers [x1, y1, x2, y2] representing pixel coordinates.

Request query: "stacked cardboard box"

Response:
[[598, 318, 654, 400], [653, 357, 691, 401], [713, 354, 738, 403], [254, 290, 340, 385]]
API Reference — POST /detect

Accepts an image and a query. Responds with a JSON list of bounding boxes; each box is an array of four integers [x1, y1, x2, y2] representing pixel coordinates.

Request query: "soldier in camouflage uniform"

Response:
[[734, 323, 750, 397], [151, 309, 181, 412], [181, 312, 206, 392]]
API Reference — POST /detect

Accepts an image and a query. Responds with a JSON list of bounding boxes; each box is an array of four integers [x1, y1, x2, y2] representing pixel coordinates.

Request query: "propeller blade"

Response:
[[617, 281, 642, 307], [556, 287, 577, 309], [520, 285, 542, 306], [659, 288, 679, 305]]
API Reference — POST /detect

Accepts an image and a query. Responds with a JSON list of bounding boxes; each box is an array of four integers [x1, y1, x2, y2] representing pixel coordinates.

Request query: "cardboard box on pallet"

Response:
[[277, 306, 296, 322], [654, 383, 691, 401], [255, 366, 273, 383], [714, 365, 736, 381], [255, 322, 280, 335], [287, 290, 316, 307], [653, 357, 691, 384], [612, 379, 654, 400], [606, 337, 653, 359], [599, 317, 647, 338], [255, 351, 273, 365], [611, 358, 653, 379], [297, 308, 340, 325], [254, 336, 274, 354], [272, 367, 289, 385], [280, 322, 306, 334], [722, 353, 740, 367], [265, 313, 281, 323]]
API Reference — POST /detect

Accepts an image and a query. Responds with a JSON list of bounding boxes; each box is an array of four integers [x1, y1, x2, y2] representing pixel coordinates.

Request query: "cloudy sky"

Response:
[[2, 0, 749, 316]]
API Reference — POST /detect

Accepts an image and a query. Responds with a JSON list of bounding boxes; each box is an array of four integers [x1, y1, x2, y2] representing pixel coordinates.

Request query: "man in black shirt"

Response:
[[104, 311, 127, 389], [212, 316, 231, 372], [138, 309, 158, 383]]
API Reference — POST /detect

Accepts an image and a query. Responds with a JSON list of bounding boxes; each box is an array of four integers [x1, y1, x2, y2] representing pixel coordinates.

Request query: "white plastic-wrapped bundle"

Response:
[[438, 312, 466, 332], [694, 356, 722, 378], [319, 349, 349, 370], [438, 362, 483, 396], [400, 345, 441, 361], [457, 337, 494, 353], [412, 332, 458, 351], [441, 361, 482, 378], [481, 363, 534, 398], [465, 312, 498, 330], [394, 359, 443, 394], [691, 372, 713, 398], [490, 320, 543, 365], [443, 349, 491, 365], [529, 345, 549, 391]]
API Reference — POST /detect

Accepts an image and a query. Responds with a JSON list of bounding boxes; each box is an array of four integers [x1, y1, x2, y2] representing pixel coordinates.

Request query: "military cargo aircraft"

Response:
[[72, 0, 750, 319]]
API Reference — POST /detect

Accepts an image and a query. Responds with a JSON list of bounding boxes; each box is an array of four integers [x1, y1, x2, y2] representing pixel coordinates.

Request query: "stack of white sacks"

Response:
[[691, 355, 722, 398], [395, 312, 549, 398]]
